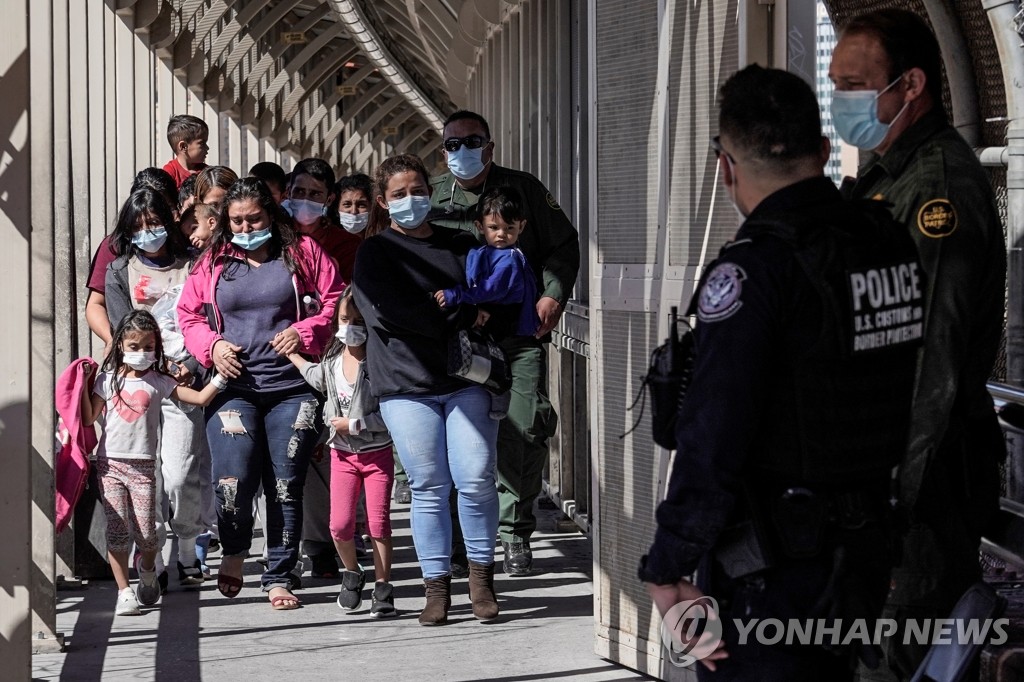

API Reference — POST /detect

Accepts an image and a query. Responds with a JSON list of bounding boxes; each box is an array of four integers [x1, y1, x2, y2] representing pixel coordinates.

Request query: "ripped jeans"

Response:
[[205, 386, 319, 590]]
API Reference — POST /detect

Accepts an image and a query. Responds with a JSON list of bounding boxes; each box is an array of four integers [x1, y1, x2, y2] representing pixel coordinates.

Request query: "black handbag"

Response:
[[447, 328, 513, 394]]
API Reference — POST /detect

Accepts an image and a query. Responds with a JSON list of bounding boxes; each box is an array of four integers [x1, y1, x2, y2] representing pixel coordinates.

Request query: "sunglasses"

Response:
[[443, 135, 489, 153], [710, 135, 737, 164]]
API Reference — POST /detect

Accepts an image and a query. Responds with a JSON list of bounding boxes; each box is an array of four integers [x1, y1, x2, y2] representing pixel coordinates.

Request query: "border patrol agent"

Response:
[[428, 110, 580, 575], [640, 65, 923, 681], [830, 11, 1006, 680]]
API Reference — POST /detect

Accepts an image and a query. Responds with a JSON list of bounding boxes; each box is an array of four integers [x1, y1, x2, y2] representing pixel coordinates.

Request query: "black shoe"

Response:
[[370, 581, 398, 619], [337, 568, 366, 610], [393, 480, 412, 505], [178, 560, 205, 586], [310, 552, 340, 579], [158, 569, 169, 595], [502, 540, 533, 576]]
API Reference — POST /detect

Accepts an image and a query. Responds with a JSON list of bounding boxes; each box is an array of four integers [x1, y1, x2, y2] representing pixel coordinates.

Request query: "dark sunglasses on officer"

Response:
[[710, 135, 737, 164], [443, 135, 489, 153]]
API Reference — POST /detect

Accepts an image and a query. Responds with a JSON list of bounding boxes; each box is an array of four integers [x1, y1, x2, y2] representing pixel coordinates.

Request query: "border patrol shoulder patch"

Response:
[[698, 262, 746, 322], [917, 199, 957, 238]]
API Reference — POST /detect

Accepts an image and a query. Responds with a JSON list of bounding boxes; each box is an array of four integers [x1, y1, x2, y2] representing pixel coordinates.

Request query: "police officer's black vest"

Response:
[[744, 201, 924, 489]]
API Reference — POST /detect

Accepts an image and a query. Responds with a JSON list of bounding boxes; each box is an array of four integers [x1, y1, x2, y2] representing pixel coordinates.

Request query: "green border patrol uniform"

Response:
[[845, 109, 1006, 680], [428, 164, 581, 549]]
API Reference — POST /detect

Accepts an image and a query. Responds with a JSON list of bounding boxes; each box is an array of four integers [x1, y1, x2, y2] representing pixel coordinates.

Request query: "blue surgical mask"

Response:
[[132, 226, 168, 253], [339, 211, 369, 234], [388, 195, 432, 230], [231, 227, 272, 251], [289, 199, 325, 226], [831, 75, 908, 150], [446, 146, 487, 180]]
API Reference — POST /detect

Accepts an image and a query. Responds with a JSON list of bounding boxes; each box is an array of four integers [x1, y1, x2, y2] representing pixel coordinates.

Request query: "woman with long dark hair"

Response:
[[178, 177, 343, 610]]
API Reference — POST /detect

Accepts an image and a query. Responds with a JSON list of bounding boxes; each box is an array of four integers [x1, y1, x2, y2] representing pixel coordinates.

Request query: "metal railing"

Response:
[[985, 381, 1024, 568], [544, 302, 591, 533]]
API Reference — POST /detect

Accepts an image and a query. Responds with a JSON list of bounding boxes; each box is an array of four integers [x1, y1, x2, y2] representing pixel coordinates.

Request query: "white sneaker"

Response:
[[115, 588, 141, 616]]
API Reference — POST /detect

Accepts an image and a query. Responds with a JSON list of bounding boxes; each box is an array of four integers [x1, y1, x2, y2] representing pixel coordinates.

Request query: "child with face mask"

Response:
[[79, 310, 226, 616], [433, 186, 541, 419], [105, 188, 214, 590], [286, 286, 397, 618]]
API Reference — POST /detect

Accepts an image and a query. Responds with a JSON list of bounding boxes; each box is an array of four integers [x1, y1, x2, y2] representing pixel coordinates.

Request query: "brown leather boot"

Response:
[[468, 561, 499, 621], [418, 574, 451, 625]]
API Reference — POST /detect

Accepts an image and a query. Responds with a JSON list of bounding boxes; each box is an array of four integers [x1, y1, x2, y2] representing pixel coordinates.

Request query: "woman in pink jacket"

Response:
[[178, 177, 343, 610]]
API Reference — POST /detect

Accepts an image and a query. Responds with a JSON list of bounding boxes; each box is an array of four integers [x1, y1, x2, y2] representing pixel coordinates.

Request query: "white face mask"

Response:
[[339, 212, 369, 234], [335, 323, 368, 347], [123, 351, 156, 371]]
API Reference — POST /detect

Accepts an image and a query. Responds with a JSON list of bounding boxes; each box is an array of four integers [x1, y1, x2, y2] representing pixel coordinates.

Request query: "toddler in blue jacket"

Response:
[[434, 186, 540, 417]]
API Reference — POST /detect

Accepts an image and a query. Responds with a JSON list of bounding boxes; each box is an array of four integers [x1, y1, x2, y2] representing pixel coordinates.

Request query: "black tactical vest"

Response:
[[745, 201, 924, 488]]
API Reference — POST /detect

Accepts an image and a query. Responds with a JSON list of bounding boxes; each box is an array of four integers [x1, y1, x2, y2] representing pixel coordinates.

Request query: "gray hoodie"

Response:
[[298, 345, 392, 453]]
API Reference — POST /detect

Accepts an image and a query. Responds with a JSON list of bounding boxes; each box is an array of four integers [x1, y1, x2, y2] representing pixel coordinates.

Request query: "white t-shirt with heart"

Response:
[[94, 370, 178, 460]]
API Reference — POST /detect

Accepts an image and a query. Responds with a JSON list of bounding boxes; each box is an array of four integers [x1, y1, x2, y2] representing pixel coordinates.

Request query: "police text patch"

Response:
[[917, 199, 957, 238], [546, 192, 561, 210], [698, 263, 746, 322], [848, 262, 925, 353]]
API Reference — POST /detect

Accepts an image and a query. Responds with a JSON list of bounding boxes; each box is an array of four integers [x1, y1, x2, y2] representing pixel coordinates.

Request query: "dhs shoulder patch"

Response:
[[698, 262, 746, 322], [917, 199, 957, 238]]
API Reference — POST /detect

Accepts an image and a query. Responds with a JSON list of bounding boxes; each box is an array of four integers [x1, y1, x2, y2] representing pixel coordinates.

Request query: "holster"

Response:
[[771, 487, 828, 558], [713, 519, 772, 579]]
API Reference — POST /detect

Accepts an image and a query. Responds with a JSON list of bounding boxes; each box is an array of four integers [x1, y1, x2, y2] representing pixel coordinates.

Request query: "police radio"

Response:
[[621, 306, 695, 449]]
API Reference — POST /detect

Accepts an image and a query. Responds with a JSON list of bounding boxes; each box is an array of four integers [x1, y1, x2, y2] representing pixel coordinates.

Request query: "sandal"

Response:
[[217, 573, 243, 599], [269, 586, 301, 610]]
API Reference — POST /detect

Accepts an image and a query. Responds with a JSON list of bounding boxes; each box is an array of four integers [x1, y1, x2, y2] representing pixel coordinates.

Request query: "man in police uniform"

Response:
[[429, 110, 580, 575], [830, 10, 1006, 679], [640, 65, 924, 680]]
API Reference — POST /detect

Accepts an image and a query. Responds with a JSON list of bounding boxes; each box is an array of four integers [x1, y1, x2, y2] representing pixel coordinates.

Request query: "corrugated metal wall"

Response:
[[666, 4, 740, 266], [591, 1, 739, 678], [595, 1, 660, 265]]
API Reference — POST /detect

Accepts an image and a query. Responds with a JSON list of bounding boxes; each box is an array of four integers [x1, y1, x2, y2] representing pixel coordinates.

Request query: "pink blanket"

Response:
[[54, 357, 99, 533]]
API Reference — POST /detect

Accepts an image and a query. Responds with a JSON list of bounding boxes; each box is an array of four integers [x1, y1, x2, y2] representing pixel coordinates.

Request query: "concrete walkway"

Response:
[[32, 504, 650, 681]]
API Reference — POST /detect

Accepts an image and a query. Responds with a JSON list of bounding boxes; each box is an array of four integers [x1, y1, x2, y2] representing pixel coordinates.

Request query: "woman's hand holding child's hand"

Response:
[[270, 327, 301, 355], [330, 416, 350, 434], [212, 339, 244, 379], [433, 291, 447, 308]]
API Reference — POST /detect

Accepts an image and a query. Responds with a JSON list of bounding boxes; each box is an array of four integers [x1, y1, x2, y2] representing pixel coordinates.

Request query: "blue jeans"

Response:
[[380, 386, 499, 579], [205, 386, 319, 590]]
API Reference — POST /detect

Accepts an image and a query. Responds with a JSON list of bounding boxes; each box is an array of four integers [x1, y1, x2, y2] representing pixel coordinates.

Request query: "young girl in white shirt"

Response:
[[81, 310, 225, 615]]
